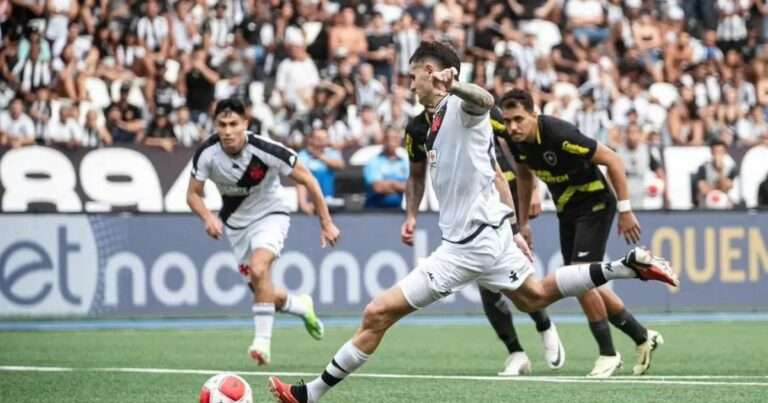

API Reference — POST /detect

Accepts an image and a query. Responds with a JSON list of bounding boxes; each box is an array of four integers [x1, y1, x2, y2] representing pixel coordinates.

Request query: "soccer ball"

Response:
[[199, 373, 253, 403]]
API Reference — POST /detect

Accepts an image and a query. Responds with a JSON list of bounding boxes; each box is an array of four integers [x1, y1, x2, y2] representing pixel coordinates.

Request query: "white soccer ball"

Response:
[[199, 373, 253, 403]]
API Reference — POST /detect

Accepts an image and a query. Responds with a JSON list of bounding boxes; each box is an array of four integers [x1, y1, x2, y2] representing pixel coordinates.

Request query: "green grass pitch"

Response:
[[1, 321, 767, 402]]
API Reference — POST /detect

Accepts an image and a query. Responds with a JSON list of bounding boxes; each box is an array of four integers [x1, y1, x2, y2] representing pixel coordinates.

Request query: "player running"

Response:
[[269, 42, 677, 403], [404, 108, 564, 376], [500, 89, 666, 376], [186, 99, 340, 366]]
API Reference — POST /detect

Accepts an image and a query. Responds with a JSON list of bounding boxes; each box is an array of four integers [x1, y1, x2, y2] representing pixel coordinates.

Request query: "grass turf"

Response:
[[1, 321, 766, 402]]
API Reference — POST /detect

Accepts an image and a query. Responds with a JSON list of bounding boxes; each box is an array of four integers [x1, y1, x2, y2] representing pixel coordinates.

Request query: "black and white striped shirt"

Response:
[[136, 16, 169, 51], [12, 57, 52, 93], [191, 132, 298, 228], [206, 17, 231, 49]]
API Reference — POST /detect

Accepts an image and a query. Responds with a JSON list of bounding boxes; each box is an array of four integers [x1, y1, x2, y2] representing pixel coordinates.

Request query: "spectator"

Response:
[[393, 13, 420, 76], [82, 109, 112, 147], [297, 128, 346, 214], [574, 91, 613, 143], [136, 0, 170, 61], [405, 0, 433, 28], [181, 46, 219, 124], [365, 12, 395, 86], [45, 0, 79, 55], [0, 97, 35, 147], [565, 0, 610, 46], [144, 110, 176, 152], [105, 83, 145, 143], [363, 127, 409, 209], [275, 32, 319, 114], [44, 103, 84, 147], [329, 7, 367, 63], [350, 104, 384, 146], [616, 124, 666, 209], [29, 86, 52, 141], [205, 1, 233, 66], [12, 38, 51, 101], [356, 63, 387, 108], [715, 0, 749, 55], [694, 139, 739, 208], [173, 106, 202, 147]]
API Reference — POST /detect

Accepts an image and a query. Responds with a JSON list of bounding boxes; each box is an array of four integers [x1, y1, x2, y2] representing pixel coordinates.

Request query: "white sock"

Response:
[[554, 263, 601, 297], [555, 261, 639, 297], [279, 294, 309, 317], [306, 341, 369, 402], [252, 303, 275, 342], [601, 260, 638, 280]]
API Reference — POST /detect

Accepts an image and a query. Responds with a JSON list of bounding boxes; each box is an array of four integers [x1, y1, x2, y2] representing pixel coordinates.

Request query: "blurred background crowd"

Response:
[[1, 0, 768, 210]]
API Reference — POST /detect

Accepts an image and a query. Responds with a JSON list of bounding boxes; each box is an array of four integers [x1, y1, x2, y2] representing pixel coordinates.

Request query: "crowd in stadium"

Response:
[[1, 0, 768, 209]]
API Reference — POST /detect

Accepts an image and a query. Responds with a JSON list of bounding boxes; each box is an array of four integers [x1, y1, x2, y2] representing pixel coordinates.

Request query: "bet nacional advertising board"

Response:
[[0, 212, 766, 318]]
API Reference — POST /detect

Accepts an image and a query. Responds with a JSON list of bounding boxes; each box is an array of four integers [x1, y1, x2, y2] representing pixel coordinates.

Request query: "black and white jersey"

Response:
[[191, 132, 298, 229], [425, 95, 514, 243]]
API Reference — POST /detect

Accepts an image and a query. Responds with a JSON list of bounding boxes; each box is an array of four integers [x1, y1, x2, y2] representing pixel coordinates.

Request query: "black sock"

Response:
[[480, 287, 523, 353], [289, 384, 308, 403], [609, 309, 648, 345], [588, 320, 616, 356], [528, 310, 552, 332]]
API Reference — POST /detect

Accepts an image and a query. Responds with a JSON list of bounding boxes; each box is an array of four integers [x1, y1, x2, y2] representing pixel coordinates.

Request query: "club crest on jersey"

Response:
[[249, 164, 266, 181], [543, 151, 558, 166]]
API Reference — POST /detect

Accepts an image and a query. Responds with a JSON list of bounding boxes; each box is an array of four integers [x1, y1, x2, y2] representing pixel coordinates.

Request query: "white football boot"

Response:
[[587, 353, 622, 378], [539, 323, 566, 370], [498, 351, 533, 376], [633, 329, 664, 375]]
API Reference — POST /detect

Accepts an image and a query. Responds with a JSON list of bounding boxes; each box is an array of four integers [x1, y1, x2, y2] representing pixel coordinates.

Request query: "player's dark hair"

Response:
[[214, 98, 246, 118], [408, 41, 461, 74], [499, 89, 535, 113]]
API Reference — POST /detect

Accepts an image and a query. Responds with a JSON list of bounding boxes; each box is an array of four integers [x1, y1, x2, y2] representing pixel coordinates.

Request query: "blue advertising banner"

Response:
[[0, 212, 766, 317]]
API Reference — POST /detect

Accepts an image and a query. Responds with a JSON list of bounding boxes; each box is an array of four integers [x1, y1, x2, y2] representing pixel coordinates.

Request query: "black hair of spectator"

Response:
[[709, 138, 728, 149], [499, 89, 535, 113], [408, 41, 461, 74], [214, 98, 246, 118]]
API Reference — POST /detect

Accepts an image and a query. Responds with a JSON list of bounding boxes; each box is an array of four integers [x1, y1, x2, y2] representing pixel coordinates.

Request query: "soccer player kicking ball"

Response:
[[500, 89, 666, 377], [187, 99, 340, 365], [404, 108, 564, 376], [269, 42, 677, 403]]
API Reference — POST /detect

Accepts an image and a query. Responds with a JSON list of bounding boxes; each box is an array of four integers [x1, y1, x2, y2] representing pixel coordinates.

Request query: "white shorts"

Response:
[[398, 223, 533, 309], [225, 214, 290, 264]]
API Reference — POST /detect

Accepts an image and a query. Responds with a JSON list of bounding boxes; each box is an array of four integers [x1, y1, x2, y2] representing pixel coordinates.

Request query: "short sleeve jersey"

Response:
[[507, 115, 615, 215], [422, 95, 514, 243], [191, 132, 298, 228]]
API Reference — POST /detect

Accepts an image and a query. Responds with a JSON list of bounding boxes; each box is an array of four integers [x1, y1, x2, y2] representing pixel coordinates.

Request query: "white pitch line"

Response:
[[1, 366, 767, 387]]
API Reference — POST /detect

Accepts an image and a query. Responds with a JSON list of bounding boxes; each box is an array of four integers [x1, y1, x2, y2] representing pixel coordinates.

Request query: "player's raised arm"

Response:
[[289, 161, 341, 247], [448, 77, 495, 115]]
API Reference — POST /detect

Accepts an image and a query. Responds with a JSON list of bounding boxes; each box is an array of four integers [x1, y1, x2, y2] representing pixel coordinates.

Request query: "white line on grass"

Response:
[[1, 366, 767, 387]]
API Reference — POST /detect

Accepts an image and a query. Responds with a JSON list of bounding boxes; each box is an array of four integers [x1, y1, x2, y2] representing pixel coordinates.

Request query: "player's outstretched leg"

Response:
[[600, 288, 664, 375], [479, 287, 531, 375], [505, 247, 677, 319], [274, 289, 324, 341], [270, 285, 416, 403]]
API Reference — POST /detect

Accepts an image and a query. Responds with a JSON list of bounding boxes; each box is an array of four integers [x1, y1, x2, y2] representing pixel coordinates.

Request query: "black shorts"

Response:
[[558, 203, 616, 265]]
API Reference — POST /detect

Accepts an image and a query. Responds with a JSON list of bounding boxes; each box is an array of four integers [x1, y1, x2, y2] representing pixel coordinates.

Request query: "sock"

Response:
[[555, 261, 640, 297], [589, 320, 616, 356], [528, 310, 552, 332], [279, 294, 309, 317], [306, 341, 369, 402], [479, 287, 523, 353], [609, 309, 648, 345], [252, 303, 275, 342], [601, 260, 639, 280], [554, 263, 602, 297]]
